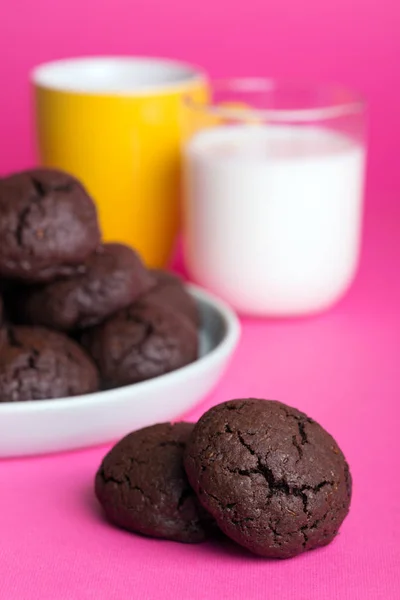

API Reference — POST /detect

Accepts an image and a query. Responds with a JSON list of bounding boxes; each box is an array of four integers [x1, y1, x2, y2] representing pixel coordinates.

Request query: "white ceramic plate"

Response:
[[0, 285, 240, 457]]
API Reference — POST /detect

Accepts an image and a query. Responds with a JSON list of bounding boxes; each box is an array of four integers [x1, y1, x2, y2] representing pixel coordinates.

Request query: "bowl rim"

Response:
[[0, 284, 241, 414]]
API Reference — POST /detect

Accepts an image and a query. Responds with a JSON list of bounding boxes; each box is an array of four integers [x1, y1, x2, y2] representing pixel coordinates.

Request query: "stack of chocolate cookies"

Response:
[[0, 168, 199, 402], [95, 398, 352, 559]]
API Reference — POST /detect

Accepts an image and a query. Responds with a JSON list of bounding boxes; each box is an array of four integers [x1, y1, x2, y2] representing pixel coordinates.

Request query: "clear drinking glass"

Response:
[[183, 79, 367, 316]]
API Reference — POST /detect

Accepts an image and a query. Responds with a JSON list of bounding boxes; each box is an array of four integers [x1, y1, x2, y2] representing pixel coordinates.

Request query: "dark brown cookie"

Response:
[[81, 301, 198, 389], [12, 243, 154, 331], [184, 399, 352, 559], [95, 422, 210, 543], [0, 168, 101, 282], [0, 326, 99, 401], [141, 270, 199, 327]]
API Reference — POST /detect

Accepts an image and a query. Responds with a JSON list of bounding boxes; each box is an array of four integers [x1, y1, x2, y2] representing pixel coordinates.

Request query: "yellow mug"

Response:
[[32, 57, 207, 267]]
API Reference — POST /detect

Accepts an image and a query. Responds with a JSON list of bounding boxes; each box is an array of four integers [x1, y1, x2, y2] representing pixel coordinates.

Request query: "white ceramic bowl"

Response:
[[0, 285, 240, 457]]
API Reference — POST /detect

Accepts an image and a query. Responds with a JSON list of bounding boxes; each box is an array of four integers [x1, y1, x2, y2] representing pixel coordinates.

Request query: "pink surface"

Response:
[[0, 198, 399, 599], [1, 0, 400, 597]]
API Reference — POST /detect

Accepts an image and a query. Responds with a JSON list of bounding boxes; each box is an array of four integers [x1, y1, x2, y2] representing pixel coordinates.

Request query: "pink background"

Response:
[[1, 1, 399, 599], [2, 0, 400, 199]]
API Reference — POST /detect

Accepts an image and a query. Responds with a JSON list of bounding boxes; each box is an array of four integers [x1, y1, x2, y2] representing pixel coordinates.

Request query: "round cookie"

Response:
[[184, 399, 352, 559], [13, 243, 154, 331], [0, 168, 101, 282], [81, 301, 198, 389], [141, 270, 199, 327], [0, 326, 99, 401], [95, 422, 210, 543]]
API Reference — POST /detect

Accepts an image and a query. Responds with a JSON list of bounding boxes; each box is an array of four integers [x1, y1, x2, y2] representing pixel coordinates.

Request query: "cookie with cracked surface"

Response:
[[81, 301, 198, 389], [0, 326, 99, 401], [12, 243, 154, 331], [0, 168, 101, 282], [184, 399, 352, 559], [141, 270, 199, 327], [95, 422, 210, 543]]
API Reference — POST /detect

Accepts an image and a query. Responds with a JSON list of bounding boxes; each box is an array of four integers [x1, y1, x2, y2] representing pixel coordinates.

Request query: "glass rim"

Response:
[[31, 56, 206, 96], [185, 78, 366, 122]]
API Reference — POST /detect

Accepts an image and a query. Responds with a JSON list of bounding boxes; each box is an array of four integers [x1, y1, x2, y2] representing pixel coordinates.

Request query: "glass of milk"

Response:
[[183, 79, 367, 317]]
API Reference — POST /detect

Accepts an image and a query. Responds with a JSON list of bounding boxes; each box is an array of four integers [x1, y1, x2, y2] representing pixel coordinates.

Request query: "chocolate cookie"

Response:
[[142, 270, 199, 327], [0, 326, 99, 401], [0, 168, 101, 282], [95, 423, 210, 543], [184, 399, 352, 559], [13, 243, 154, 331], [81, 301, 198, 389]]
